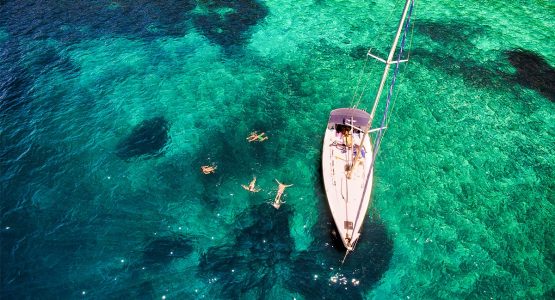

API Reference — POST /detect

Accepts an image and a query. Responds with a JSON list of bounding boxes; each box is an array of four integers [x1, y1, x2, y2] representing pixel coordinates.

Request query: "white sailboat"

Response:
[[322, 0, 415, 254]]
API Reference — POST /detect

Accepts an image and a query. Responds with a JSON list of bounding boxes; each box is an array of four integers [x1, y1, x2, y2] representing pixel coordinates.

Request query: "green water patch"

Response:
[[366, 50, 555, 299]]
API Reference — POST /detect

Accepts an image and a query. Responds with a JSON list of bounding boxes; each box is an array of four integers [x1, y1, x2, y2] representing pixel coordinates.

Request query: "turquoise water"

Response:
[[1, 0, 554, 299]]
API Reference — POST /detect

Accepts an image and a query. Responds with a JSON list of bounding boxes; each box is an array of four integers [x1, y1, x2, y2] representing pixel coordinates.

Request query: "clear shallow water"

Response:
[[1, 0, 554, 299]]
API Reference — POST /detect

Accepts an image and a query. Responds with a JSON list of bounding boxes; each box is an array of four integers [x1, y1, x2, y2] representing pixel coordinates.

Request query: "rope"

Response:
[[341, 250, 351, 264]]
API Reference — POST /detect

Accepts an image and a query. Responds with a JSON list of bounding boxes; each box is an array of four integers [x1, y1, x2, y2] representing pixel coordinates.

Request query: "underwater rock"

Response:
[[116, 116, 170, 160], [0, 39, 32, 113], [507, 49, 555, 101]]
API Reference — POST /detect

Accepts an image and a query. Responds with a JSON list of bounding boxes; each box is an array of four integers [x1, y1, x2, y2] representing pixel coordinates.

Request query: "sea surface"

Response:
[[1, 0, 554, 299]]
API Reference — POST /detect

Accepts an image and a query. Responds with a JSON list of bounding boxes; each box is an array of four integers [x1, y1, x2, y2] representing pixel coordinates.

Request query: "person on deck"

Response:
[[272, 179, 293, 209], [343, 129, 353, 148], [242, 176, 261, 192]]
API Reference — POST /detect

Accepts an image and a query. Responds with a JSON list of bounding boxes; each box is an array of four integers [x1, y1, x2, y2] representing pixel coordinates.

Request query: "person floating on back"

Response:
[[242, 176, 261, 192], [247, 131, 268, 142], [272, 179, 293, 209], [201, 164, 217, 174]]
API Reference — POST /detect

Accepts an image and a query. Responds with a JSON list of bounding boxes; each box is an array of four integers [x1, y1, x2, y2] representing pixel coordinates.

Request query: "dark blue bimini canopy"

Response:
[[327, 108, 371, 130]]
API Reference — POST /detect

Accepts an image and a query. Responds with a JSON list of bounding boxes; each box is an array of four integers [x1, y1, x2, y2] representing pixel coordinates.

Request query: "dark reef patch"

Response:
[[412, 21, 507, 89], [285, 200, 394, 299], [192, 0, 268, 48], [415, 21, 487, 46], [411, 48, 508, 88], [0, 37, 78, 114], [413, 20, 555, 102], [116, 117, 170, 160], [143, 235, 194, 267], [506, 49, 555, 101], [198, 204, 294, 298], [350, 45, 370, 60], [0, 66, 30, 113], [24, 43, 78, 76], [197, 200, 393, 298]]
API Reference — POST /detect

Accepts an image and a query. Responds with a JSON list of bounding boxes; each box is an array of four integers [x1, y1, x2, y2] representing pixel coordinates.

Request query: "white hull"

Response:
[[322, 109, 374, 251]]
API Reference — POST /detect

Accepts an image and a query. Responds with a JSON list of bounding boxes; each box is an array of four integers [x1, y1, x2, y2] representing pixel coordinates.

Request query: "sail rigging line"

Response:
[[383, 9, 416, 131], [346, 0, 414, 182], [376, 0, 414, 144], [351, 0, 418, 110], [351, 0, 415, 236], [350, 52, 372, 109]]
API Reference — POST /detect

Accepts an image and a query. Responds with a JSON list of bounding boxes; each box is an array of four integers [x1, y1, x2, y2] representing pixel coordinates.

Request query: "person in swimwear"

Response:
[[272, 179, 293, 209], [242, 176, 261, 192], [201, 164, 217, 174], [247, 131, 268, 142], [343, 129, 353, 148]]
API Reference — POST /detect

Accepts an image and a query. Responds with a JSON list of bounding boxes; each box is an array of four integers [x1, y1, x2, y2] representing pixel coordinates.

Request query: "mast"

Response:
[[368, 0, 414, 122], [346, 0, 413, 179]]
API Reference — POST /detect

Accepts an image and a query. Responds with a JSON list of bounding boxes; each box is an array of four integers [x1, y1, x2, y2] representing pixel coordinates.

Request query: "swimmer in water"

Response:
[[247, 131, 268, 142], [201, 164, 217, 174], [242, 176, 261, 192], [272, 179, 293, 209]]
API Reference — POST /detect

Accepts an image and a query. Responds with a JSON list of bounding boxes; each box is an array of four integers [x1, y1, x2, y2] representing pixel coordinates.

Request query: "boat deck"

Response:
[[322, 127, 374, 250]]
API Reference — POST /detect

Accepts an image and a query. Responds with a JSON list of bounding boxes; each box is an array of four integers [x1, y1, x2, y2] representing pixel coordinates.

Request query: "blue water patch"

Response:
[[142, 235, 194, 267], [0, 0, 195, 41]]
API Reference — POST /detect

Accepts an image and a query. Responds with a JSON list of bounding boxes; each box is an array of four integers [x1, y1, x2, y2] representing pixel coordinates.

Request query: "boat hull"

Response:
[[322, 108, 374, 251]]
